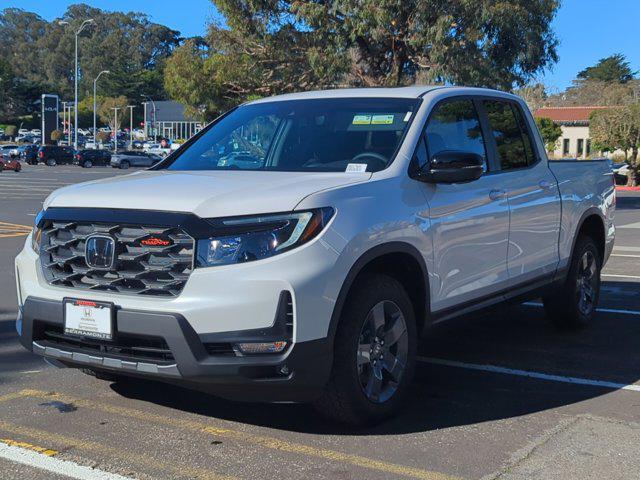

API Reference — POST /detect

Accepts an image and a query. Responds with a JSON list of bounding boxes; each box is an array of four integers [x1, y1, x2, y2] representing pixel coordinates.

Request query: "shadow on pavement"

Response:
[[616, 194, 640, 210], [110, 281, 640, 435]]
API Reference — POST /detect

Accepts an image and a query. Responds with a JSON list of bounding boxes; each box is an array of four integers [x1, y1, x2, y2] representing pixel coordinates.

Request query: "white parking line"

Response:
[[418, 356, 640, 392], [602, 273, 640, 280], [522, 301, 640, 316], [619, 222, 640, 229], [0, 442, 134, 480], [614, 246, 640, 253], [611, 254, 640, 258]]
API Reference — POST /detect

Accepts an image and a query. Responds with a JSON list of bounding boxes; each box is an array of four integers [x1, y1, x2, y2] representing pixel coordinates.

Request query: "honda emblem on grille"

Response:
[[85, 235, 115, 270]]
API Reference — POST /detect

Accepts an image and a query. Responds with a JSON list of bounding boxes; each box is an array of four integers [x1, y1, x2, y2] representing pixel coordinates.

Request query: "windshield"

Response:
[[161, 98, 420, 173]]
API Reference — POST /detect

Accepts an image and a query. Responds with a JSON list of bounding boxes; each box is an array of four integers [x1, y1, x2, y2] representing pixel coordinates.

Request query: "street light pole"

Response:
[[141, 101, 148, 141], [111, 107, 121, 154], [127, 105, 135, 150], [60, 18, 95, 151], [141, 94, 156, 140], [93, 70, 109, 149], [61, 102, 68, 145]]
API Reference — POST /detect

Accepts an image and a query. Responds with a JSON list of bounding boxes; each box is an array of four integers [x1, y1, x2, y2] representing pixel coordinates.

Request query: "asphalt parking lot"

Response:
[[1, 163, 639, 480]]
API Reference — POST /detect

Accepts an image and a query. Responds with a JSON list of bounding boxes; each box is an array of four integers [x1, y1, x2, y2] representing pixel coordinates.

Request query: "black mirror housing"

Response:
[[416, 151, 484, 184]]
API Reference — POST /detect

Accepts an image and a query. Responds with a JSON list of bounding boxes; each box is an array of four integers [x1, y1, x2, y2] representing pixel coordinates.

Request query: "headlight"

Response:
[[196, 207, 334, 267], [30, 211, 44, 253]]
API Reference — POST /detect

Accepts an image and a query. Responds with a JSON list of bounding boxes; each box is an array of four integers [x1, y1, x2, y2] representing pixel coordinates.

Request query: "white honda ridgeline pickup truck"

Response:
[[16, 87, 615, 425]]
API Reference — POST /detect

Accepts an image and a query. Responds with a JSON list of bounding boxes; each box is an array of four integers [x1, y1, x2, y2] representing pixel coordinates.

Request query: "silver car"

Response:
[[110, 151, 162, 169]]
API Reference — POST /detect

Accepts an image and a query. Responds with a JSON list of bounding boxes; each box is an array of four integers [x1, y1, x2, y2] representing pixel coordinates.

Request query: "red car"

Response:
[[0, 153, 21, 172]]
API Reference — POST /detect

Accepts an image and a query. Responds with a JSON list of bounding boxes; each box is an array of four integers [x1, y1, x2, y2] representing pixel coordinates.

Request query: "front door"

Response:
[[416, 98, 511, 312]]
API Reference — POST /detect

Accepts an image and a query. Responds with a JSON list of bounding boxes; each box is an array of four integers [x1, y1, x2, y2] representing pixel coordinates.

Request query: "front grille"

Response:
[[38, 325, 174, 363], [40, 221, 194, 296]]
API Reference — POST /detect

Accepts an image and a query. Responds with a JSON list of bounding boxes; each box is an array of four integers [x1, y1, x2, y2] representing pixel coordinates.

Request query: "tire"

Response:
[[83, 160, 93, 168], [120, 160, 130, 170], [14, 163, 21, 172], [314, 274, 417, 426], [46, 158, 57, 166], [543, 236, 601, 329]]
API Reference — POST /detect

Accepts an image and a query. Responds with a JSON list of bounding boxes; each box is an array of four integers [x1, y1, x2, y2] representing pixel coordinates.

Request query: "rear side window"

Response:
[[424, 100, 487, 168], [483, 100, 535, 170]]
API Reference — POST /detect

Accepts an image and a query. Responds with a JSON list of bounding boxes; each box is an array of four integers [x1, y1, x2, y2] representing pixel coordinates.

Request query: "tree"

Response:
[[97, 96, 128, 133], [166, 0, 559, 117], [50, 130, 63, 143], [578, 54, 635, 84], [165, 27, 348, 120], [548, 79, 639, 107], [0, 5, 181, 119], [4, 125, 16, 138], [96, 131, 110, 144], [590, 106, 640, 186], [515, 83, 548, 112], [295, 0, 559, 88], [535, 117, 562, 152]]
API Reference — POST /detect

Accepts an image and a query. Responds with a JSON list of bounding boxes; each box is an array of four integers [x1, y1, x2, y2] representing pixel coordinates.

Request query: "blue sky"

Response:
[[8, 0, 640, 92]]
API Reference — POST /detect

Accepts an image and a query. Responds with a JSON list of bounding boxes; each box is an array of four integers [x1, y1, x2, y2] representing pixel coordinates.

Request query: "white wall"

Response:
[[551, 125, 591, 159]]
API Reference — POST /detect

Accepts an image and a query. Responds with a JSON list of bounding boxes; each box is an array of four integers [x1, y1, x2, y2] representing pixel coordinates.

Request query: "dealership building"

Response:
[[144, 100, 204, 140]]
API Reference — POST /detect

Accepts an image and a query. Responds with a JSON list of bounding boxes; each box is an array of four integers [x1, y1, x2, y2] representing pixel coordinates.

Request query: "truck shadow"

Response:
[[112, 280, 640, 435]]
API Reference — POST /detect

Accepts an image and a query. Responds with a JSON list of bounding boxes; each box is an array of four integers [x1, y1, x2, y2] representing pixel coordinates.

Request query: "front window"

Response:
[[161, 98, 420, 173]]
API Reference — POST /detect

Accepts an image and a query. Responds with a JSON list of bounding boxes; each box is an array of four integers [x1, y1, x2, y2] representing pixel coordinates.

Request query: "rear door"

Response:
[[481, 99, 561, 283], [417, 98, 511, 312]]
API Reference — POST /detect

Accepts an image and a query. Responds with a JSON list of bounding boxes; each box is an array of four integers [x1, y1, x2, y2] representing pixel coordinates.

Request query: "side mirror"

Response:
[[416, 151, 484, 184]]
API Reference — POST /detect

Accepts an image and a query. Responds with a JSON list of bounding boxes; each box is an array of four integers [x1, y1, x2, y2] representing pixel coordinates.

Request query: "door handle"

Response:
[[539, 180, 553, 189], [489, 189, 507, 201]]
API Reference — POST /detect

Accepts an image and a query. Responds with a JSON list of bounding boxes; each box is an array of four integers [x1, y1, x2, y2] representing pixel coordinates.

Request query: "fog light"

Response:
[[235, 341, 287, 354]]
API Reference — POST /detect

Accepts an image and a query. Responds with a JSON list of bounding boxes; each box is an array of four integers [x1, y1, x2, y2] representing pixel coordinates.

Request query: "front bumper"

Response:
[[18, 296, 333, 401]]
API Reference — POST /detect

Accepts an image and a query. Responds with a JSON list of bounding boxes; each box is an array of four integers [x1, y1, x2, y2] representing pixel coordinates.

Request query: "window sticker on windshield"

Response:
[[346, 163, 368, 173], [371, 114, 394, 125], [352, 115, 372, 125], [403, 111, 412, 122]]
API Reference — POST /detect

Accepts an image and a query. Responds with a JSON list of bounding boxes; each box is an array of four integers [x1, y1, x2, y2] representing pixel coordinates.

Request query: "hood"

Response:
[[44, 169, 371, 218]]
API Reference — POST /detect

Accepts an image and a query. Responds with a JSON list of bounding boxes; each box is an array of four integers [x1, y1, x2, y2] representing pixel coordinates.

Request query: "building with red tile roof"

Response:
[[533, 106, 618, 158]]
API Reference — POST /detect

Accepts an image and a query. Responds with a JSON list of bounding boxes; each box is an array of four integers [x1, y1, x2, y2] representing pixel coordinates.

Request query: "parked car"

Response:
[[110, 151, 162, 169], [18, 128, 29, 136], [20, 145, 38, 164], [0, 152, 21, 172], [35, 145, 75, 166], [30, 129, 42, 136], [0, 145, 19, 158], [608, 161, 629, 185], [17, 87, 615, 425], [144, 144, 172, 157], [74, 149, 112, 168]]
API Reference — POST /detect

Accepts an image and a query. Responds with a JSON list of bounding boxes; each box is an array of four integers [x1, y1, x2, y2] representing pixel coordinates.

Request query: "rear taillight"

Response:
[[38, 151, 44, 158]]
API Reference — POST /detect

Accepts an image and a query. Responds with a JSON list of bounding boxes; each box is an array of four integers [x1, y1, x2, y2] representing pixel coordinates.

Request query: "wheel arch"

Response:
[[571, 208, 606, 264], [328, 242, 430, 343]]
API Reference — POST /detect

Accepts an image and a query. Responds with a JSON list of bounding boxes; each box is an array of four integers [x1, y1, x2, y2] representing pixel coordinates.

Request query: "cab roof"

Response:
[[246, 86, 442, 104], [245, 86, 516, 104]]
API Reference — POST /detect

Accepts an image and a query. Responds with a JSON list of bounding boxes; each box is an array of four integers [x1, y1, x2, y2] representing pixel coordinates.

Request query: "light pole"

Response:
[[61, 101, 68, 144], [140, 94, 156, 140], [59, 18, 95, 150], [111, 107, 121, 154], [126, 105, 135, 150], [93, 70, 109, 149], [141, 101, 148, 141]]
